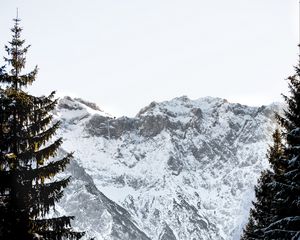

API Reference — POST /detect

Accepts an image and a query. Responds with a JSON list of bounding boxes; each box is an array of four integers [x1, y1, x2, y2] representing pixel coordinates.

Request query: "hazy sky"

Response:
[[1, 0, 299, 117]]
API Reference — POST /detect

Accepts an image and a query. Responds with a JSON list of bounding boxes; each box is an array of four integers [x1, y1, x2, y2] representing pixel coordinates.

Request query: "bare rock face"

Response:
[[55, 96, 283, 240], [167, 156, 183, 176], [138, 115, 170, 137], [58, 96, 85, 111], [85, 114, 109, 136], [158, 224, 177, 240], [74, 98, 103, 112]]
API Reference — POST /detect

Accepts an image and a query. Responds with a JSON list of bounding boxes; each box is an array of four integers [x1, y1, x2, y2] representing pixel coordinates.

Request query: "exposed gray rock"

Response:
[[58, 96, 84, 111], [158, 223, 177, 240], [191, 108, 203, 119], [167, 156, 183, 175], [139, 115, 170, 138], [85, 115, 137, 139], [74, 98, 103, 111], [137, 101, 158, 117], [85, 114, 108, 136]]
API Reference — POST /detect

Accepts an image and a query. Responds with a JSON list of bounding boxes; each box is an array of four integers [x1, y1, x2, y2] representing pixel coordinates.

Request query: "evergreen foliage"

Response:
[[241, 129, 283, 239], [241, 57, 300, 239], [0, 17, 84, 239]]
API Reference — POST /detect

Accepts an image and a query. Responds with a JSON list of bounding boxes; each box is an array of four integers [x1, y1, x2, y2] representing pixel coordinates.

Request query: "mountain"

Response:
[[53, 96, 281, 240]]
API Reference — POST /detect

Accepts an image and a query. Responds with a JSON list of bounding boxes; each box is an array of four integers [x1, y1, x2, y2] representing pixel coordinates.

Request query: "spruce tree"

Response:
[[262, 66, 300, 239], [241, 129, 284, 239], [0, 16, 84, 239], [241, 56, 300, 239]]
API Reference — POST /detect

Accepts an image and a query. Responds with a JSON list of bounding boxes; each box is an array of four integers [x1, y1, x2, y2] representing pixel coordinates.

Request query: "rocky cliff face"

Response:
[[53, 96, 281, 240], [55, 149, 150, 240]]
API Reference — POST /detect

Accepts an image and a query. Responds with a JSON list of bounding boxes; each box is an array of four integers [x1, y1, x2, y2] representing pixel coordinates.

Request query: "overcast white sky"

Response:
[[1, 0, 299, 117]]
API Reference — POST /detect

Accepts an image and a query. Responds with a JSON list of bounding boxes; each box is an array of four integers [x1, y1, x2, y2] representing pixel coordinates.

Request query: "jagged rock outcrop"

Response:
[[158, 224, 177, 240]]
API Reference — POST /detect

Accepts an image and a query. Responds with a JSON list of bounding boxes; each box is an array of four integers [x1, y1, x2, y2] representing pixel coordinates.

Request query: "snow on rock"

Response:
[[54, 149, 150, 240], [55, 96, 282, 240]]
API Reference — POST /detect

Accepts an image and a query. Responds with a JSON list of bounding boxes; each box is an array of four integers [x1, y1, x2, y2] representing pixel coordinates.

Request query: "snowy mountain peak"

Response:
[[54, 96, 282, 240], [135, 96, 278, 128], [137, 96, 227, 118], [55, 96, 113, 123]]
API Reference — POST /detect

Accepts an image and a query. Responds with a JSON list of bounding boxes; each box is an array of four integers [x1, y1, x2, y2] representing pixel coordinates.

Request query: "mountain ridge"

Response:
[[54, 95, 282, 239]]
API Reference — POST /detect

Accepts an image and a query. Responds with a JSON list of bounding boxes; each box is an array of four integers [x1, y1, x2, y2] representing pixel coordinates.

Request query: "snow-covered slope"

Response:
[[54, 96, 281, 240]]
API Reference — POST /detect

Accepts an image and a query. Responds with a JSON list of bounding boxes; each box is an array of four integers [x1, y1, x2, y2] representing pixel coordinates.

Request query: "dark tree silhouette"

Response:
[[241, 56, 300, 239], [241, 130, 284, 239], [0, 16, 84, 239]]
